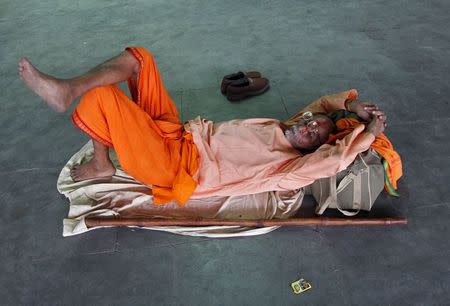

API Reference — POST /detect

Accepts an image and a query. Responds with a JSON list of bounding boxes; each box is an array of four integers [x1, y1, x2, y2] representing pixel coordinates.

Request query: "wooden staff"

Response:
[[85, 217, 407, 228]]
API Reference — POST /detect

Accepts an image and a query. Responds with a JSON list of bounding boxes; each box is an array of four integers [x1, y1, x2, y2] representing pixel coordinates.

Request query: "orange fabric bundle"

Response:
[[326, 118, 403, 190], [72, 47, 199, 205]]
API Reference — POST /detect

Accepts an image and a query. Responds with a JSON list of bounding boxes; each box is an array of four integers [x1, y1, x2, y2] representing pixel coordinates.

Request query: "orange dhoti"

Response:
[[71, 47, 199, 205]]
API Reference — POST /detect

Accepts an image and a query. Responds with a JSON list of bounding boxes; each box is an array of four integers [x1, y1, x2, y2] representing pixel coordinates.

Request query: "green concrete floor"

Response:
[[1, 0, 449, 305]]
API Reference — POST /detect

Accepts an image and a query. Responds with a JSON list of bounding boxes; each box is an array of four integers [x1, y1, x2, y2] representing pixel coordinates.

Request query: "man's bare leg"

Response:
[[18, 50, 139, 113], [70, 140, 116, 181], [18, 50, 139, 180]]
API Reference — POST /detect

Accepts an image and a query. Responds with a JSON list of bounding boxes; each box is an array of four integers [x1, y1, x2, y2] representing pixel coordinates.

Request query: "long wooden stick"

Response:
[[85, 217, 407, 228]]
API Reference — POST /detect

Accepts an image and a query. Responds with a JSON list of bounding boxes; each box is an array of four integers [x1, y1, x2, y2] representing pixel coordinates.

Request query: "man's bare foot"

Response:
[[18, 57, 74, 112], [70, 158, 116, 182]]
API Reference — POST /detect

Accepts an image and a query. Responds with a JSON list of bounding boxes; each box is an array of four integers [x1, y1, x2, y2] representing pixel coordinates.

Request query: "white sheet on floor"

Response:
[[57, 141, 304, 238]]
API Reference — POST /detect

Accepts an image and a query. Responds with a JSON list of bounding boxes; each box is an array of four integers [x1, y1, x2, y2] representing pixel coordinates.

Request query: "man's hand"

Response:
[[347, 100, 381, 121], [366, 110, 387, 137]]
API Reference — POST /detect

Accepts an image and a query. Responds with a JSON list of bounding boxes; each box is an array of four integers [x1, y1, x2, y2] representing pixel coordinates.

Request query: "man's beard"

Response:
[[284, 125, 302, 148]]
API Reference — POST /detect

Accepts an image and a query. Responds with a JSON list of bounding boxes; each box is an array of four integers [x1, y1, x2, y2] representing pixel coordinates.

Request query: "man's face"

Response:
[[284, 114, 335, 151]]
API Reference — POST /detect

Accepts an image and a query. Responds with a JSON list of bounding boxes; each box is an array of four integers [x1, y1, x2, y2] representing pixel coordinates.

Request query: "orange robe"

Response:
[[71, 47, 199, 205]]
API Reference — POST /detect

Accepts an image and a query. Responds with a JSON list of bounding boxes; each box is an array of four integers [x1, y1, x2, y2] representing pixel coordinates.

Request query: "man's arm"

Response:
[[285, 89, 358, 125], [278, 114, 386, 190], [285, 89, 383, 125], [277, 125, 374, 190]]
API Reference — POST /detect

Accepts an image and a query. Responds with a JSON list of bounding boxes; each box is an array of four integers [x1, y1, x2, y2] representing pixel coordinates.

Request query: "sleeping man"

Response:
[[19, 46, 400, 207]]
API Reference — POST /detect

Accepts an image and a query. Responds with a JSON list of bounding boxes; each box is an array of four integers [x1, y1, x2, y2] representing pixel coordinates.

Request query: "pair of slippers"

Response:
[[221, 71, 270, 101]]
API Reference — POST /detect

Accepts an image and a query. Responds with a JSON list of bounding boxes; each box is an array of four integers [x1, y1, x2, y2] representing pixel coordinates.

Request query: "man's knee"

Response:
[[122, 49, 140, 76], [124, 47, 157, 77], [79, 85, 117, 107]]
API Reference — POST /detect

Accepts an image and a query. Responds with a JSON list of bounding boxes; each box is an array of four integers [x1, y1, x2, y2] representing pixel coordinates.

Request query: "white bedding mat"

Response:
[[57, 141, 304, 238]]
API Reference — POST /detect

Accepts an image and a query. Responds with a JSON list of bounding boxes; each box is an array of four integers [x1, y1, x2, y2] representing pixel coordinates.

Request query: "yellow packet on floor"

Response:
[[291, 278, 312, 294]]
